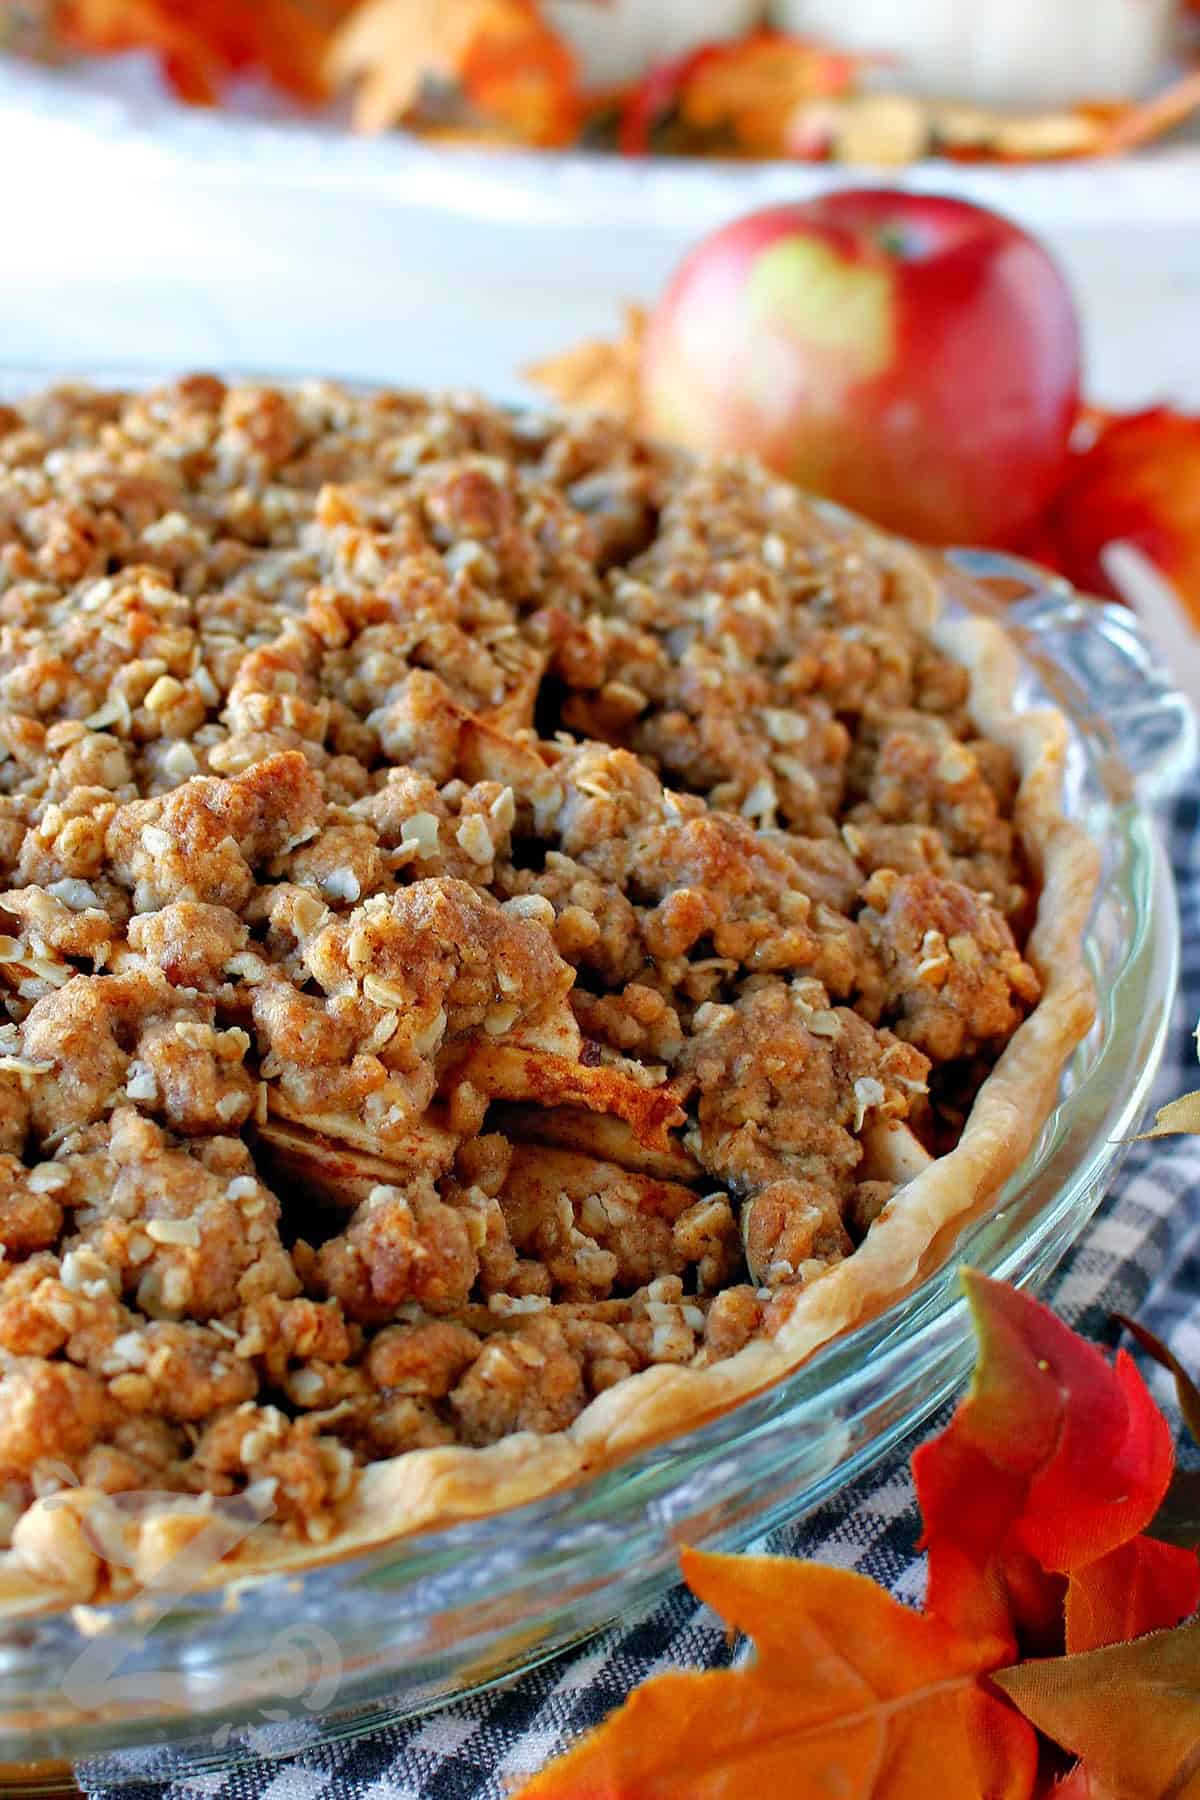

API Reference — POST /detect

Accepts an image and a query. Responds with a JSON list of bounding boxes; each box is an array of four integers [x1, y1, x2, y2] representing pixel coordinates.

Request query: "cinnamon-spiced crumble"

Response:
[[0, 380, 1095, 1605]]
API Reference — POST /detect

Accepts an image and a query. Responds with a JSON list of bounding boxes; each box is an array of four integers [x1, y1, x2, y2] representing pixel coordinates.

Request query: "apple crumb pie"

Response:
[[0, 378, 1097, 1611]]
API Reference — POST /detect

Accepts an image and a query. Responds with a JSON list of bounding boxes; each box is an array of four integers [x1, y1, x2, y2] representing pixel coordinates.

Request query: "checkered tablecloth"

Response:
[[80, 787, 1200, 1800]]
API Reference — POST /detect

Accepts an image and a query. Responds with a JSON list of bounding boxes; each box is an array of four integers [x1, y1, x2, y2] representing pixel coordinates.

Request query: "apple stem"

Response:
[[877, 225, 914, 259]]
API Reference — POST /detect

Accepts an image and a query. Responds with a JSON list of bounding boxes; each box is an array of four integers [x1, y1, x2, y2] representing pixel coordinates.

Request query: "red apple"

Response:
[[640, 190, 1081, 546]]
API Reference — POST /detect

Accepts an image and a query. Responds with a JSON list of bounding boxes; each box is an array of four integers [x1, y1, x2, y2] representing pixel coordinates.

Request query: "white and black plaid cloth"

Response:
[[80, 788, 1200, 1800]]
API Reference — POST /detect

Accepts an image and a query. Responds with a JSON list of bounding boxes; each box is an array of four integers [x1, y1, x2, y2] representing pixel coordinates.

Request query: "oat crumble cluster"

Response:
[[0, 379, 1041, 1579]]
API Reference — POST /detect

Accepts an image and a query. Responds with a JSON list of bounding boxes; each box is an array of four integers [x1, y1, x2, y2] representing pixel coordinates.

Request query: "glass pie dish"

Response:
[[0, 401, 1190, 1778]]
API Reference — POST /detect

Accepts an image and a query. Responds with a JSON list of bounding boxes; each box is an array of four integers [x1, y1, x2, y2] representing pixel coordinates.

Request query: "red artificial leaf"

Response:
[[1024, 407, 1200, 623], [913, 1271, 1176, 1659], [994, 1614, 1200, 1800], [515, 1549, 1037, 1799], [1064, 1534, 1200, 1654], [62, 0, 348, 103], [61, 0, 219, 102]]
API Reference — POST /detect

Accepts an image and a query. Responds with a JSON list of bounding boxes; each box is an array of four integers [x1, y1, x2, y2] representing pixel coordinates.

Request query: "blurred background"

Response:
[[1, 0, 1198, 403]]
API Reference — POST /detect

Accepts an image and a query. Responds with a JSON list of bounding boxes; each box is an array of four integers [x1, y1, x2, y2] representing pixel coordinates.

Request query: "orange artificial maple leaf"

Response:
[[524, 303, 646, 423], [1023, 407, 1200, 624], [515, 1550, 1037, 1799], [912, 1271, 1177, 1661], [62, 0, 348, 103], [995, 1614, 1200, 1800], [327, 0, 578, 144], [457, 0, 578, 147]]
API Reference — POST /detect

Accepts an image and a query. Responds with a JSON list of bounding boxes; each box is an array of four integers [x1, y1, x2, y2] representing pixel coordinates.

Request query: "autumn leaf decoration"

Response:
[[1023, 408, 1200, 627], [32, 5, 1200, 161], [912, 1272, 1189, 1660], [326, 0, 578, 145], [516, 1271, 1200, 1799], [525, 304, 648, 425], [996, 1619, 1200, 1800], [59, 0, 354, 105], [518, 1548, 1039, 1800], [615, 31, 866, 158]]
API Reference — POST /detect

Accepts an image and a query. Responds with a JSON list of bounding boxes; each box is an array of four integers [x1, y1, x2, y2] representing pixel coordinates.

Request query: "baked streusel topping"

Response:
[[0, 379, 1086, 1603]]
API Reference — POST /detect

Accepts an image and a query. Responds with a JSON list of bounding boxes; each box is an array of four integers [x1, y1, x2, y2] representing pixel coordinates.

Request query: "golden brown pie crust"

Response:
[[0, 382, 1097, 1616]]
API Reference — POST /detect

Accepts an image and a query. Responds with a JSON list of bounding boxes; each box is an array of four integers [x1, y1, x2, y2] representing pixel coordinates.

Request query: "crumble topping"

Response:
[[0, 380, 1042, 1593]]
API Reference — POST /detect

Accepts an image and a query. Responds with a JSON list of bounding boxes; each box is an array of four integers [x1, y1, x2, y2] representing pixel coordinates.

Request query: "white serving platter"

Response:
[[3, 54, 1200, 405]]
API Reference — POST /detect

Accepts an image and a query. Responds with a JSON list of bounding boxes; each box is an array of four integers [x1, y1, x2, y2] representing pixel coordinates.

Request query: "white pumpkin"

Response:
[[544, 0, 765, 92], [769, 0, 1177, 107]]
